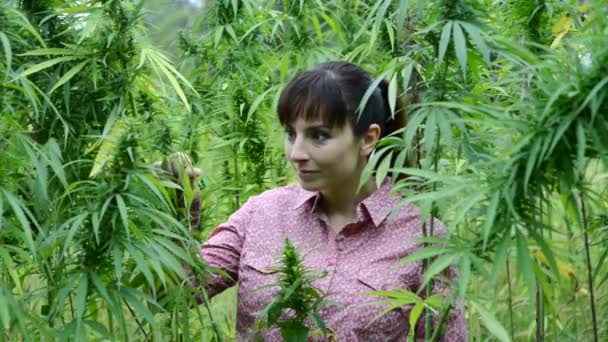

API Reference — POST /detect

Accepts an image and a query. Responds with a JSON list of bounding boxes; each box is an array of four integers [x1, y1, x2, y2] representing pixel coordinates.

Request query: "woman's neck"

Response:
[[319, 177, 377, 221]]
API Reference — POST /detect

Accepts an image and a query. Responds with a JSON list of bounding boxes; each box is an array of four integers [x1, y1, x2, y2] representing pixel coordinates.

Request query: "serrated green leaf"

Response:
[[516, 229, 535, 300], [75, 272, 88, 320], [388, 73, 398, 118], [575, 120, 586, 174], [311, 14, 323, 44], [0, 32, 12, 72], [357, 70, 389, 120], [115, 194, 129, 235], [452, 22, 467, 73], [460, 22, 490, 62], [400, 246, 445, 265], [490, 233, 511, 286], [482, 192, 500, 250], [2, 190, 37, 257], [19, 48, 78, 56], [423, 254, 459, 287], [62, 213, 88, 255], [10, 8, 46, 46], [247, 88, 273, 123], [396, 0, 410, 36], [458, 256, 471, 299], [119, 287, 156, 324], [471, 301, 511, 342], [318, 12, 345, 43], [50, 60, 88, 93], [424, 111, 437, 155], [20, 56, 79, 78], [124, 244, 154, 289], [409, 302, 425, 335], [385, 19, 395, 51], [523, 138, 541, 195], [438, 21, 453, 66], [376, 151, 392, 189]]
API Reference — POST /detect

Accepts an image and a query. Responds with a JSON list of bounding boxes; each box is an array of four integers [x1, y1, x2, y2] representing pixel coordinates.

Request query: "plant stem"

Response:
[[425, 130, 442, 340], [579, 192, 599, 342], [535, 278, 543, 342], [108, 306, 115, 341], [201, 289, 223, 342], [233, 111, 240, 210], [124, 298, 150, 339], [535, 193, 544, 342], [506, 260, 514, 341], [536, 193, 544, 342], [430, 290, 456, 342]]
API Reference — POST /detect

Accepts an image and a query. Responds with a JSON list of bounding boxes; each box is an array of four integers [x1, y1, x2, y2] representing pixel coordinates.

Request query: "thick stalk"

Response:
[[424, 130, 441, 340], [579, 193, 598, 342], [535, 278, 543, 342], [506, 260, 514, 341], [201, 289, 223, 342], [536, 195, 544, 342], [233, 112, 240, 210], [108, 306, 115, 340], [424, 48, 450, 339]]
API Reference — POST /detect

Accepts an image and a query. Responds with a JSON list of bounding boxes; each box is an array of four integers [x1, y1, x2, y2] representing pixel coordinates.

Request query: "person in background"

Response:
[[198, 61, 467, 341], [157, 152, 202, 230]]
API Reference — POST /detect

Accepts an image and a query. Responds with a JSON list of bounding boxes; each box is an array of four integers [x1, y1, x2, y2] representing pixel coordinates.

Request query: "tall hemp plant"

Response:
[[360, 0, 608, 341], [1, 0, 213, 340]]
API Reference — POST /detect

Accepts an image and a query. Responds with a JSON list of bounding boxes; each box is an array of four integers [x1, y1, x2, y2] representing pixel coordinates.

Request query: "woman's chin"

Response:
[[297, 179, 323, 192]]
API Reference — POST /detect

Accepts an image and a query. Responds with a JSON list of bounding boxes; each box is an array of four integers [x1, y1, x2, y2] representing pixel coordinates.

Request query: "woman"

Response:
[[200, 61, 467, 341]]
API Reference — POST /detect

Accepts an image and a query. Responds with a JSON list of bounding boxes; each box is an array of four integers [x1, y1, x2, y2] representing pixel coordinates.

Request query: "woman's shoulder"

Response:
[[386, 202, 449, 238]]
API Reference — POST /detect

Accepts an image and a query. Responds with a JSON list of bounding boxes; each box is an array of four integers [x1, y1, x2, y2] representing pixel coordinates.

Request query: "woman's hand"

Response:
[[154, 152, 202, 230]]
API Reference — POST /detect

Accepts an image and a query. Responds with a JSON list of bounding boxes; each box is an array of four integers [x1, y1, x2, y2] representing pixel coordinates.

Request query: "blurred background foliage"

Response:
[[1, 0, 607, 341]]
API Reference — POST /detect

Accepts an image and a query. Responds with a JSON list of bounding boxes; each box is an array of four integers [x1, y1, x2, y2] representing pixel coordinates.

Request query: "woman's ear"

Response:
[[360, 123, 381, 157]]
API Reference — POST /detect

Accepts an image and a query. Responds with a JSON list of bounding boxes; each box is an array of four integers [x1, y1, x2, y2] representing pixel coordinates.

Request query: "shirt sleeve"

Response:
[[414, 218, 468, 342], [199, 198, 254, 298]]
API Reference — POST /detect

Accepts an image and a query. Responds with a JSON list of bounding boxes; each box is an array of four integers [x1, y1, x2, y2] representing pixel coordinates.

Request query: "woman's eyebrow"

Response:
[[306, 124, 331, 130]]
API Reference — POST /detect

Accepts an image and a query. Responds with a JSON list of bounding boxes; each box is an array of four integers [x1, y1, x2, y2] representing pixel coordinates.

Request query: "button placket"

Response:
[[335, 235, 345, 252]]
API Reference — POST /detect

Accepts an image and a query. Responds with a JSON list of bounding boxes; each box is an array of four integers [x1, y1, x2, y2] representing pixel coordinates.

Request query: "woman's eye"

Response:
[[312, 130, 330, 142], [285, 128, 296, 140]]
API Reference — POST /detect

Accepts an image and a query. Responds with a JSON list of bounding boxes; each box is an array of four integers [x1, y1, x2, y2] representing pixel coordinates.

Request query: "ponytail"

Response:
[[377, 79, 418, 170], [377, 79, 406, 138]]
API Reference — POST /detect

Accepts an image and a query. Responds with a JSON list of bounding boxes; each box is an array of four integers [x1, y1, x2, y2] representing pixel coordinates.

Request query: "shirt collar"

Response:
[[292, 177, 400, 227], [360, 177, 400, 227], [292, 186, 320, 211]]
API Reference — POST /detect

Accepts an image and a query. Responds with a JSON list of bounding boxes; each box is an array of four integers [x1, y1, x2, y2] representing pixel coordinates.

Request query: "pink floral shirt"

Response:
[[201, 179, 467, 341]]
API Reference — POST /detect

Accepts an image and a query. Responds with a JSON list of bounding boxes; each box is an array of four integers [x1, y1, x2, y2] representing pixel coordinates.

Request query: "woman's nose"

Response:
[[288, 137, 309, 162]]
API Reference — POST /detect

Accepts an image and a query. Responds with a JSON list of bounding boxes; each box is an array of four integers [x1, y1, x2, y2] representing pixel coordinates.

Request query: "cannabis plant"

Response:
[[256, 238, 331, 341]]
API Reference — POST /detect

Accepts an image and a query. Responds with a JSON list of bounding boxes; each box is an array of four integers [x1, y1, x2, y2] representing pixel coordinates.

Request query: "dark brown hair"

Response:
[[277, 61, 405, 139]]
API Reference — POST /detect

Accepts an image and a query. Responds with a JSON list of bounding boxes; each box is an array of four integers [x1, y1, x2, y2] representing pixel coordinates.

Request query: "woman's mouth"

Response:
[[297, 169, 320, 181]]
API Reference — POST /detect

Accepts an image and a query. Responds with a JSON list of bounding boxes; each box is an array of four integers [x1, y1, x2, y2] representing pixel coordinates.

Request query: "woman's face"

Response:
[[284, 118, 373, 193]]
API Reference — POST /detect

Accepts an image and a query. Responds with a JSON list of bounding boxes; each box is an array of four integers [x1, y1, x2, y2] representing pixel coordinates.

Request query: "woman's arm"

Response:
[[196, 197, 255, 298], [200, 221, 243, 297]]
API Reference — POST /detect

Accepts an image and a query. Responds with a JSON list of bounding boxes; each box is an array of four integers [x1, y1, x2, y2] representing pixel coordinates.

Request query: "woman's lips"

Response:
[[297, 170, 319, 180]]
